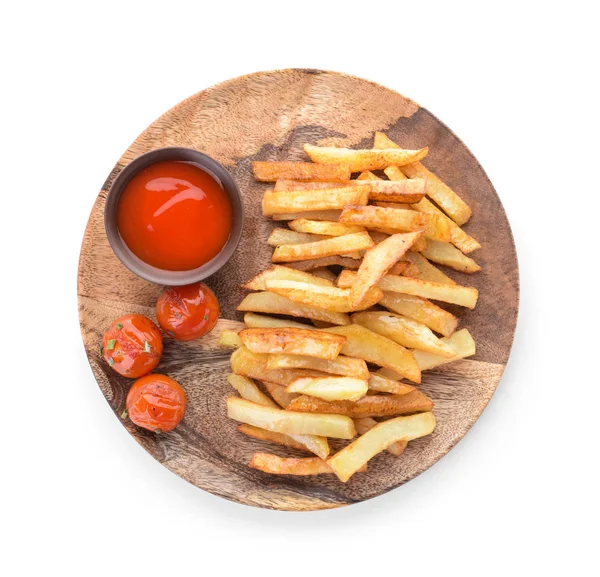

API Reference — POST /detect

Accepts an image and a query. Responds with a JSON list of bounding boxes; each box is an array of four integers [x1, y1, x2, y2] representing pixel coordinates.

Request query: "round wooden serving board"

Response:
[[78, 69, 519, 511]]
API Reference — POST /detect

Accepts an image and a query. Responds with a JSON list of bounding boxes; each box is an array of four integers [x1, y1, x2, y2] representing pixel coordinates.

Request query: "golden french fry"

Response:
[[267, 228, 327, 246], [273, 231, 374, 263], [382, 164, 407, 181], [304, 144, 429, 172], [406, 252, 456, 284], [271, 209, 342, 221], [379, 292, 458, 337], [243, 312, 310, 330], [388, 261, 409, 275], [375, 132, 471, 225], [274, 180, 345, 191], [243, 265, 334, 291], [327, 412, 436, 481], [421, 239, 481, 273], [402, 262, 421, 277], [351, 311, 455, 357], [286, 255, 363, 271], [239, 327, 346, 360], [263, 186, 369, 216], [218, 329, 243, 349], [227, 396, 356, 439], [340, 205, 427, 232], [322, 324, 421, 383], [338, 270, 478, 309], [287, 376, 368, 402], [365, 178, 426, 203], [287, 389, 433, 417], [310, 267, 338, 283], [238, 424, 310, 452], [252, 161, 350, 182], [349, 232, 422, 308], [288, 219, 365, 236], [238, 292, 350, 325], [267, 354, 369, 379], [249, 453, 367, 475], [265, 279, 383, 313], [367, 372, 415, 395], [375, 201, 451, 242], [353, 418, 407, 456], [263, 381, 298, 408], [413, 328, 476, 370], [227, 373, 276, 407]]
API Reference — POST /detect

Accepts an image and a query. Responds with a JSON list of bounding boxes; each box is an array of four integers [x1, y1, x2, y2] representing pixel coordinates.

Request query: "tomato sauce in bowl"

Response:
[[116, 161, 233, 271]]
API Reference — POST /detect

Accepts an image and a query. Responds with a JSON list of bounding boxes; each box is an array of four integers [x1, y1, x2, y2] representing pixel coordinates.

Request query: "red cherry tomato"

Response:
[[156, 282, 219, 341], [125, 374, 186, 432], [102, 314, 163, 378]]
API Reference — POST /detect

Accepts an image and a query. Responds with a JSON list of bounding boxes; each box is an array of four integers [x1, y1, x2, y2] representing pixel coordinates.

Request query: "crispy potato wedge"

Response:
[[267, 228, 327, 246], [375, 132, 471, 225], [249, 453, 366, 475], [304, 143, 428, 172], [340, 205, 427, 232], [322, 324, 421, 383], [413, 328, 476, 370], [238, 424, 310, 452], [239, 327, 346, 360], [349, 232, 422, 308], [227, 397, 356, 439], [218, 329, 243, 349], [327, 412, 436, 481], [242, 312, 310, 330], [406, 252, 456, 284], [351, 311, 455, 357], [338, 270, 478, 309], [272, 231, 374, 263], [289, 219, 365, 236], [252, 161, 350, 182], [265, 279, 383, 313], [227, 374, 276, 407], [243, 265, 334, 290], [263, 186, 369, 216], [267, 354, 369, 379], [238, 292, 350, 325], [379, 292, 458, 337], [287, 390, 434, 417], [287, 255, 362, 271], [271, 209, 342, 221], [287, 376, 369, 402], [367, 373, 415, 395], [310, 267, 338, 283], [353, 418, 407, 456], [263, 381, 298, 409], [421, 239, 482, 273]]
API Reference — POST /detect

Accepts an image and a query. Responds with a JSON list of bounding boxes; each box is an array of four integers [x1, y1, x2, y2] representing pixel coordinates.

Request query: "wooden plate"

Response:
[[78, 69, 519, 510]]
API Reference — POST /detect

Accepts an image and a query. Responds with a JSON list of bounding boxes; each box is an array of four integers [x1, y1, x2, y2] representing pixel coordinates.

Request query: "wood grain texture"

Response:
[[78, 69, 519, 510]]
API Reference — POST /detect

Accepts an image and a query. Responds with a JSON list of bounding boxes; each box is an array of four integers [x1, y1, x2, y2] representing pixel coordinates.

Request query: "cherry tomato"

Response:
[[102, 314, 163, 378], [125, 374, 186, 432], [156, 282, 219, 341]]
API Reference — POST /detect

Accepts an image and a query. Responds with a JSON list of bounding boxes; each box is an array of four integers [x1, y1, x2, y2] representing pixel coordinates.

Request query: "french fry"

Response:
[[238, 424, 310, 452], [304, 143, 429, 172], [263, 381, 298, 408], [310, 267, 338, 283], [338, 270, 478, 309], [288, 219, 365, 237], [274, 180, 344, 191], [351, 311, 455, 357], [421, 239, 481, 273], [227, 374, 276, 407], [388, 261, 409, 275], [239, 327, 346, 360], [356, 171, 380, 180], [267, 228, 327, 246], [413, 328, 476, 370], [287, 376, 369, 402], [340, 205, 427, 232], [353, 418, 407, 456], [227, 397, 356, 439], [367, 373, 415, 395], [382, 164, 407, 181], [379, 292, 458, 337], [252, 161, 350, 182], [243, 312, 311, 330], [374, 132, 471, 225], [249, 453, 367, 475], [263, 186, 369, 216], [243, 265, 334, 290], [327, 412, 436, 481], [365, 178, 426, 203], [374, 202, 451, 242], [271, 210, 342, 221], [406, 252, 456, 285], [238, 292, 350, 325], [218, 330, 243, 349], [230, 346, 327, 387], [267, 354, 369, 379], [272, 232, 374, 263], [402, 262, 422, 277], [349, 232, 422, 308], [287, 389, 434, 418], [286, 255, 363, 271], [265, 279, 383, 313], [322, 324, 421, 383]]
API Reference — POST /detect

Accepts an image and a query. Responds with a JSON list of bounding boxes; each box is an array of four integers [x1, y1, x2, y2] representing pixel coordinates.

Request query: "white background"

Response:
[[2, 1, 599, 575]]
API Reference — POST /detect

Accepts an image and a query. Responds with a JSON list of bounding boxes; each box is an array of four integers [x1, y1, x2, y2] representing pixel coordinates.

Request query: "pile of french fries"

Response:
[[218, 132, 481, 482]]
